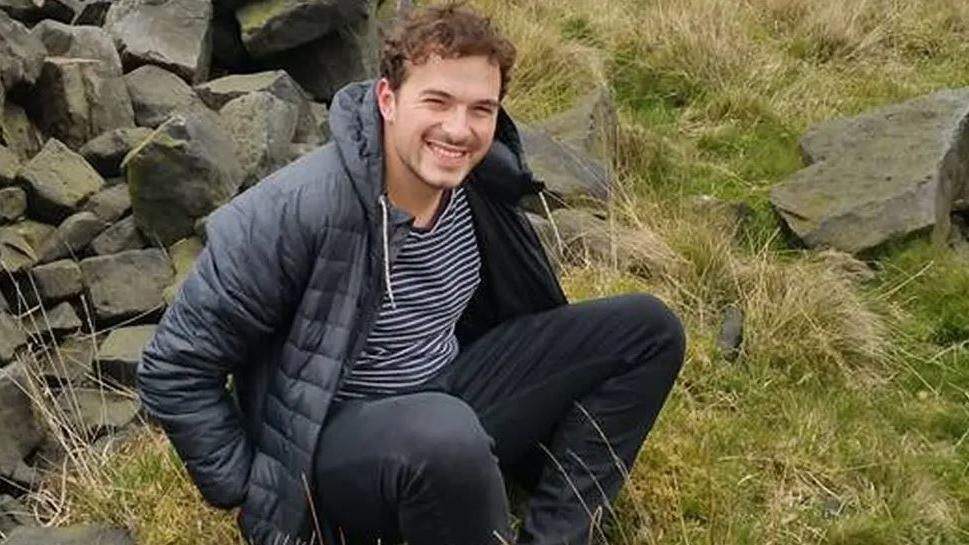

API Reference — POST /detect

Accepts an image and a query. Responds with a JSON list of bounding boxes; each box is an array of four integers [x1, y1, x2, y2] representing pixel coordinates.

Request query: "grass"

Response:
[[14, 0, 969, 544]]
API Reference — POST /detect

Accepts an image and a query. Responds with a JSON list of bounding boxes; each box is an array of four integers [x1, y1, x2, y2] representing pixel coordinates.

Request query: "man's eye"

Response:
[[424, 98, 445, 106]]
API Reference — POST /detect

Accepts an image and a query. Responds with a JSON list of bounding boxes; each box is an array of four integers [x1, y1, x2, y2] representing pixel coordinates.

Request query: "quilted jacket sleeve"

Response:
[[137, 182, 316, 509]]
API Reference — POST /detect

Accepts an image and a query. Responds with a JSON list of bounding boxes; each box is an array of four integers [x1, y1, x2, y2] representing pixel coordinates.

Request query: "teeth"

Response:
[[428, 142, 465, 159]]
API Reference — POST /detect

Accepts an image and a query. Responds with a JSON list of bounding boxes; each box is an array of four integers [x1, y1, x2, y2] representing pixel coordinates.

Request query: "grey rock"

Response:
[[716, 305, 744, 361], [30, 259, 83, 303], [1, 100, 44, 162], [236, 0, 371, 58], [0, 11, 45, 92], [30, 334, 95, 384], [0, 364, 43, 481], [0, 494, 36, 536], [0, 312, 26, 363], [81, 184, 132, 223], [196, 70, 323, 144], [195, 69, 305, 109], [30, 20, 124, 77], [37, 211, 108, 263], [162, 236, 201, 304], [549, 207, 678, 276], [0, 219, 55, 275], [519, 124, 609, 209], [21, 301, 82, 338], [95, 324, 155, 386], [0, 219, 56, 253], [16, 138, 105, 223], [0, 0, 78, 24], [56, 387, 140, 431], [89, 215, 144, 255], [104, 0, 213, 83], [266, 11, 379, 102], [79, 248, 173, 322], [0, 186, 26, 222], [538, 85, 618, 163], [3, 524, 135, 545], [75, 0, 112, 25], [0, 230, 37, 274], [221, 91, 299, 187], [124, 65, 209, 129], [0, 145, 18, 185], [32, 57, 136, 151], [125, 112, 242, 246], [80, 127, 155, 179], [771, 87, 969, 253]]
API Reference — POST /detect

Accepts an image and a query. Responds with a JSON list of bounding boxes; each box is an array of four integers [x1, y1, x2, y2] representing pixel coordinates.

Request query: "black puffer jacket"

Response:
[[137, 80, 567, 545]]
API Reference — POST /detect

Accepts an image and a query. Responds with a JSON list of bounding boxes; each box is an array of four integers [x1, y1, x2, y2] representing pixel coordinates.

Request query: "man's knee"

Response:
[[395, 393, 497, 482], [616, 293, 687, 375]]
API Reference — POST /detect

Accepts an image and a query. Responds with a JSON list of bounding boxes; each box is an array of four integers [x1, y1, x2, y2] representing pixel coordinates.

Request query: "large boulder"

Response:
[[89, 215, 144, 255], [547, 207, 679, 276], [55, 387, 139, 431], [518, 124, 609, 208], [0, 0, 77, 24], [0, 364, 43, 482], [21, 300, 82, 338], [32, 56, 136, 151], [235, 0, 370, 58], [0, 220, 56, 275], [95, 324, 155, 386], [79, 248, 173, 322], [195, 70, 324, 144], [31, 334, 95, 383], [0, 12, 45, 92], [264, 12, 379, 102], [30, 258, 83, 303], [30, 20, 124, 77], [220, 91, 299, 187], [2, 525, 135, 545], [16, 138, 105, 223], [770, 88, 969, 253], [124, 112, 242, 246], [124, 65, 209, 129], [79, 128, 153, 178], [1, 101, 44, 161], [36, 210, 108, 263], [538, 85, 618, 164], [81, 183, 132, 223], [103, 0, 213, 83]]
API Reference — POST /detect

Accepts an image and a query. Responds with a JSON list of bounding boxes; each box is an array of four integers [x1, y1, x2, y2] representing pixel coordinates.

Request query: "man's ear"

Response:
[[376, 78, 396, 123]]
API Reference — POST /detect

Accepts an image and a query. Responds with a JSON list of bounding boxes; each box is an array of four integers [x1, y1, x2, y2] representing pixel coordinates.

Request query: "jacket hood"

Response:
[[328, 79, 543, 218]]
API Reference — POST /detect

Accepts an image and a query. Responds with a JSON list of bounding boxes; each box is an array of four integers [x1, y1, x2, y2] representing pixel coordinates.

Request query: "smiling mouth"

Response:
[[426, 140, 469, 161]]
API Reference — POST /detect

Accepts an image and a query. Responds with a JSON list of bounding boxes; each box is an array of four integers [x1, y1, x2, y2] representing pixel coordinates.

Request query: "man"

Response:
[[137, 5, 686, 545]]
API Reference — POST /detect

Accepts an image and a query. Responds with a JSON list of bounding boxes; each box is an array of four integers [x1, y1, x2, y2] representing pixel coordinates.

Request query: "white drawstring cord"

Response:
[[379, 195, 397, 309]]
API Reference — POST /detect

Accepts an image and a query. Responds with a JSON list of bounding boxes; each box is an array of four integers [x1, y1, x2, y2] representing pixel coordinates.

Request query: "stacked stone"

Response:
[[0, 0, 626, 538]]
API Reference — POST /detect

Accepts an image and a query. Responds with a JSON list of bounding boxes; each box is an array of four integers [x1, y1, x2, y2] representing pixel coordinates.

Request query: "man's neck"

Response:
[[384, 152, 446, 230]]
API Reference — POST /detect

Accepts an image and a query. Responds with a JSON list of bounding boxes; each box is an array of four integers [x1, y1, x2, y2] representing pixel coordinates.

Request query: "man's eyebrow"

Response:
[[420, 89, 500, 109]]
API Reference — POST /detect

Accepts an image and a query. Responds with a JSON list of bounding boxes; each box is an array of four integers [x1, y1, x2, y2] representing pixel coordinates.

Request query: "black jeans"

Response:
[[312, 294, 686, 545]]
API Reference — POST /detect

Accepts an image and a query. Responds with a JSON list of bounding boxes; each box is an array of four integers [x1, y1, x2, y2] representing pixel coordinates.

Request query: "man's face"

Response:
[[378, 54, 501, 192]]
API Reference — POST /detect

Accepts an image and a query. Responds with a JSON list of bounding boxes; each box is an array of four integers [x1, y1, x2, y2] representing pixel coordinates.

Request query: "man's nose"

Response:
[[440, 107, 472, 142]]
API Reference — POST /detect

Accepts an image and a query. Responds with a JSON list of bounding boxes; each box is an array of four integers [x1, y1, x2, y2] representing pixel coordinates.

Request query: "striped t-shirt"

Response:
[[335, 186, 481, 400]]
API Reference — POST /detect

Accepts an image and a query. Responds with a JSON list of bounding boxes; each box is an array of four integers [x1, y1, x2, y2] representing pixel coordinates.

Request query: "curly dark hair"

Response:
[[379, 3, 517, 99]]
